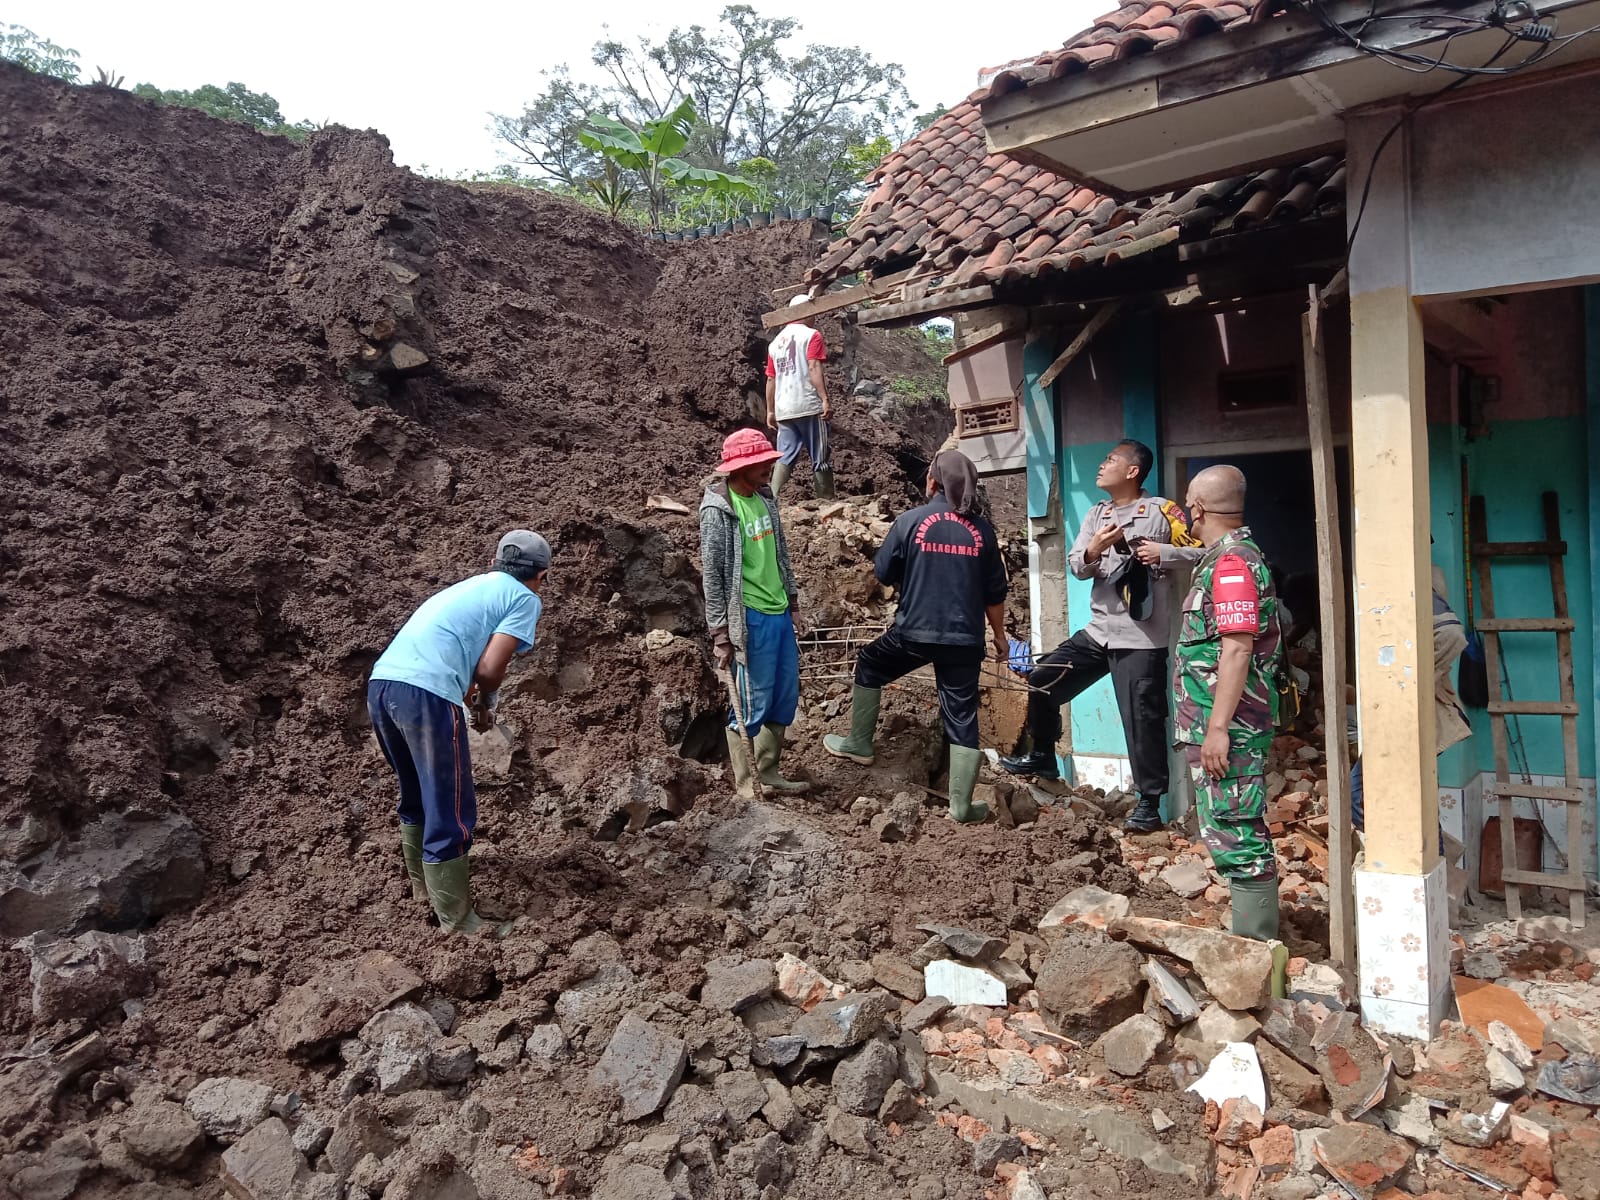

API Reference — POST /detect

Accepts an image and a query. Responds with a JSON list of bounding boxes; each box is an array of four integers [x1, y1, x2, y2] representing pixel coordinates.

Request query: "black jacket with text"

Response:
[[874, 495, 1008, 647]]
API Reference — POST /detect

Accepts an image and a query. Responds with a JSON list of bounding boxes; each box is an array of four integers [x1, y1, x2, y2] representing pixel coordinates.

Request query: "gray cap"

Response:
[[495, 529, 551, 573]]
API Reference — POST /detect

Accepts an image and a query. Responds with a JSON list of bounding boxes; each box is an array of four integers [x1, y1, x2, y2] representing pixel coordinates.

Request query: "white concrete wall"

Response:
[[1408, 69, 1600, 298]]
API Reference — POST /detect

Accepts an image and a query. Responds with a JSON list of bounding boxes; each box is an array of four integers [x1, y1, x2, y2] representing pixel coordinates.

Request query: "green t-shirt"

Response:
[[729, 488, 789, 615]]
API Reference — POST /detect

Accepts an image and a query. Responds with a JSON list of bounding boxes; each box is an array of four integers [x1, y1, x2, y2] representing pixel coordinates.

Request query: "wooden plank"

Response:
[[759, 267, 918, 330], [1486, 700, 1581, 716], [855, 284, 997, 328], [942, 321, 1024, 367], [1473, 493, 1522, 921], [1304, 284, 1355, 969], [1482, 781, 1587, 801], [1475, 618, 1576, 632], [1544, 490, 1586, 928], [1501, 867, 1587, 889], [1037, 300, 1124, 392], [1471, 540, 1568, 557]]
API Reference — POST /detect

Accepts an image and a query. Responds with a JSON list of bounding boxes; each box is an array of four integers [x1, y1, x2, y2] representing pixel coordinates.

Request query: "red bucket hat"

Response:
[[716, 428, 782, 474]]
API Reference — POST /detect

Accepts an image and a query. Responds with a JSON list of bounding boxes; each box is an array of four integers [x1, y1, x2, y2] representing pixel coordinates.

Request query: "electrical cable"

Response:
[[1344, 31, 1516, 252], [1295, 0, 1593, 76]]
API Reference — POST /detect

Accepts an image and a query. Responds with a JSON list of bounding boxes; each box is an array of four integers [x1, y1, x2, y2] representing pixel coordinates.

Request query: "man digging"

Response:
[[368, 530, 550, 935], [1172, 465, 1287, 947], [1000, 438, 1202, 833], [822, 449, 1009, 823], [700, 428, 809, 797]]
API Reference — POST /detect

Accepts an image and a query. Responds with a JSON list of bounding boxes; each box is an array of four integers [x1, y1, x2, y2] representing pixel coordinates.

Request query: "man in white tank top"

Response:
[[765, 295, 833, 498]]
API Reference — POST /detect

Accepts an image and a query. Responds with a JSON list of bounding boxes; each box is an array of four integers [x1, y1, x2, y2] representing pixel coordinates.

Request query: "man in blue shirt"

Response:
[[368, 530, 549, 934]]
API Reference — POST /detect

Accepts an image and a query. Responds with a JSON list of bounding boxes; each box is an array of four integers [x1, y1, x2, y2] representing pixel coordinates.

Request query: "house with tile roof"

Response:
[[782, 0, 1600, 1035]]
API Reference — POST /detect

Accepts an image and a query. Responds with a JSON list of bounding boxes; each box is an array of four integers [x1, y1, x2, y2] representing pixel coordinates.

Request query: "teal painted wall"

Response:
[[1060, 439, 1125, 756], [1428, 417, 1594, 781], [1058, 318, 1165, 760], [1121, 315, 1161, 493], [1023, 339, 1058, 521], [1588, 288, 1600, 812]]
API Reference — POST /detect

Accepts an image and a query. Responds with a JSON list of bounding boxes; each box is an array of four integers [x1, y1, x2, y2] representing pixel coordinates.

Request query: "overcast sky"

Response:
[[14, 1, 1104, 176]]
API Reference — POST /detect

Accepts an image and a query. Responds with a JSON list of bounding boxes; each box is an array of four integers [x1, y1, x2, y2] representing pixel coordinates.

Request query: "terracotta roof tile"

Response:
[[978, 0, 1278, 98], [803, 39, 1342, 295]]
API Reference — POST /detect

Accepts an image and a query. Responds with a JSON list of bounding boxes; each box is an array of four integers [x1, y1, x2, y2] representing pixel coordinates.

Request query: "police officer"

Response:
[[1000, 438, 1202, 832], [1171, 465, 1286, 943]]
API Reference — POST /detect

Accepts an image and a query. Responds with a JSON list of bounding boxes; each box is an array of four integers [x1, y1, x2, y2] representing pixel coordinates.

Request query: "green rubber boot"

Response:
[[771, 462, 792, 495], [823, 686, 881, 765], [423, 854, 485, 935], [946, 745, 989, 824], [725, 727, 758, 798], [399, 824, 427, 902], [754, 724, 811, 794], [1230, 876, 1282, 941], [814, 468, 836, 500]]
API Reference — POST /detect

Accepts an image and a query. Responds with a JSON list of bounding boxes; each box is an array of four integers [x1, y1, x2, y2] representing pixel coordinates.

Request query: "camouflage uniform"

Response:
[[1172, 528, 1285, 882]]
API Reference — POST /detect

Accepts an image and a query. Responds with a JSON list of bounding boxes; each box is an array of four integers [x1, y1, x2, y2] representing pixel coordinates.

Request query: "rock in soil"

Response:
[[832, 1038, 899, 1115], [183, 1076, 274, 1145], [700, 956, 776, 1014], [591, 1012, 688, 1121], [120, 1100, 205, 1170], [270, 951, 424, 1056], [1100, 1013, 1166, 1077], [973, 1131, 1024, 1176], [793, 992, 893, 1049], [1035, 933, 1144, 1035], [1111, 916, 1273, 1011], [17, 929, 153, 1021], [219, 1117, 311, 1199]]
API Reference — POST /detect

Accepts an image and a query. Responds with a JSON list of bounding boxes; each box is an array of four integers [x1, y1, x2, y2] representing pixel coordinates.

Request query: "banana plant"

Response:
[[580, 96, 755, 231]]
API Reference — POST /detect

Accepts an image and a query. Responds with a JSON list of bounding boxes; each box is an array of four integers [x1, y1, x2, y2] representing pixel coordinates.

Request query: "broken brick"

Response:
[[1314, 1122, 1413, 1199], [1214, 1098, 1264, 1147], [1249, 1125, 1295, 1178]]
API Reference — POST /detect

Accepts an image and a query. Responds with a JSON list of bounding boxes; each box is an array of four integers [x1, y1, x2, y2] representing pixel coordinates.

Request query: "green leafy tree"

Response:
[[1, 23, 80, 81], [489, 67, 608, 190], [131, 81, 315, 140], [495, 5, 914, 217], [579, 95, 754, 231]]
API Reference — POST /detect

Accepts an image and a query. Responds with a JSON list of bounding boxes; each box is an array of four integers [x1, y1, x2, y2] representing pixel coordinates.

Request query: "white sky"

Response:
[[18, 1, 1105, 176]]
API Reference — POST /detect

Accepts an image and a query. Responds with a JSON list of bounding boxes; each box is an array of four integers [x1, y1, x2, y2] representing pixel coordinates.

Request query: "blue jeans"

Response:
[[368, 679, 477, 862], [730, 607, 799, 734], [776, 415, 830, 469]]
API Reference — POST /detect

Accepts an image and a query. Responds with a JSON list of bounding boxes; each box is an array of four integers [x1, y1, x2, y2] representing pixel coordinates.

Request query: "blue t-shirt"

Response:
[[371, 572, 541, 706]]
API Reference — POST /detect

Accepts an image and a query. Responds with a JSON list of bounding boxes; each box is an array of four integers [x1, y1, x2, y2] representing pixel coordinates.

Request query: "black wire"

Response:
[[1344, 33, 1515, 253], [1296, 0, 1592, 74]]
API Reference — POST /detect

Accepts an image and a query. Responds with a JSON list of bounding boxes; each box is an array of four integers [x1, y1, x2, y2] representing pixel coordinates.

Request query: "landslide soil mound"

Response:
[[0, 63, 945, 1020], [5, 65, 1171, 1200]]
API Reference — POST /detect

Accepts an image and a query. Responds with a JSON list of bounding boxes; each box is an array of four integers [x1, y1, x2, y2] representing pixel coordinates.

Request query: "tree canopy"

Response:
[[1, 23, 81, 81], [492, 5, 914, 223], [131, 81, 315, 140]]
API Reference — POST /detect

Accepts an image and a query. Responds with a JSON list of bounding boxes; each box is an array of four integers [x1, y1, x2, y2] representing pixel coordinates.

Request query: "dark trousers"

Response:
[[368, 679, 477, 862], [1028, 630, 1169, 797], [855, 625, 984, 748]]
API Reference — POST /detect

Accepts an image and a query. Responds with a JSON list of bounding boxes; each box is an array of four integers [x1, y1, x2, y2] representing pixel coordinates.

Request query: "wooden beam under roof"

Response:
[[854, 285, 997, 328], [760, 267, 920, 329]]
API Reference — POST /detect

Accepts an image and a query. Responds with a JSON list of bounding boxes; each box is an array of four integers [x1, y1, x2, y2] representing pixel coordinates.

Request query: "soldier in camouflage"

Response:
[[1171, 465, 1287, 945]]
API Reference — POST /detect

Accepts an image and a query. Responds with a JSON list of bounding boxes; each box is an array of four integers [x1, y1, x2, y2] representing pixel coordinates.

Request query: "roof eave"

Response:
[[978, 0, 1586, 197]]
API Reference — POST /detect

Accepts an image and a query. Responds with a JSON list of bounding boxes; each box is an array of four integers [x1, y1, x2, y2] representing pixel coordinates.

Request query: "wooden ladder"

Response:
[[1470, 492, 1592, 927]]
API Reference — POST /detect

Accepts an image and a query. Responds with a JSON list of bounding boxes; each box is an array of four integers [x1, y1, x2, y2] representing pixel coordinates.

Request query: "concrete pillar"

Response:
[[1347, 109, 1451, 1040]]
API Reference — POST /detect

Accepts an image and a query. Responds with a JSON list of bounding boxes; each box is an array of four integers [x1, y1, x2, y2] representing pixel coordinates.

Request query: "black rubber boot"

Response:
[[997, 747, 1060, 779], [1123, 793, 1165, 833]]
